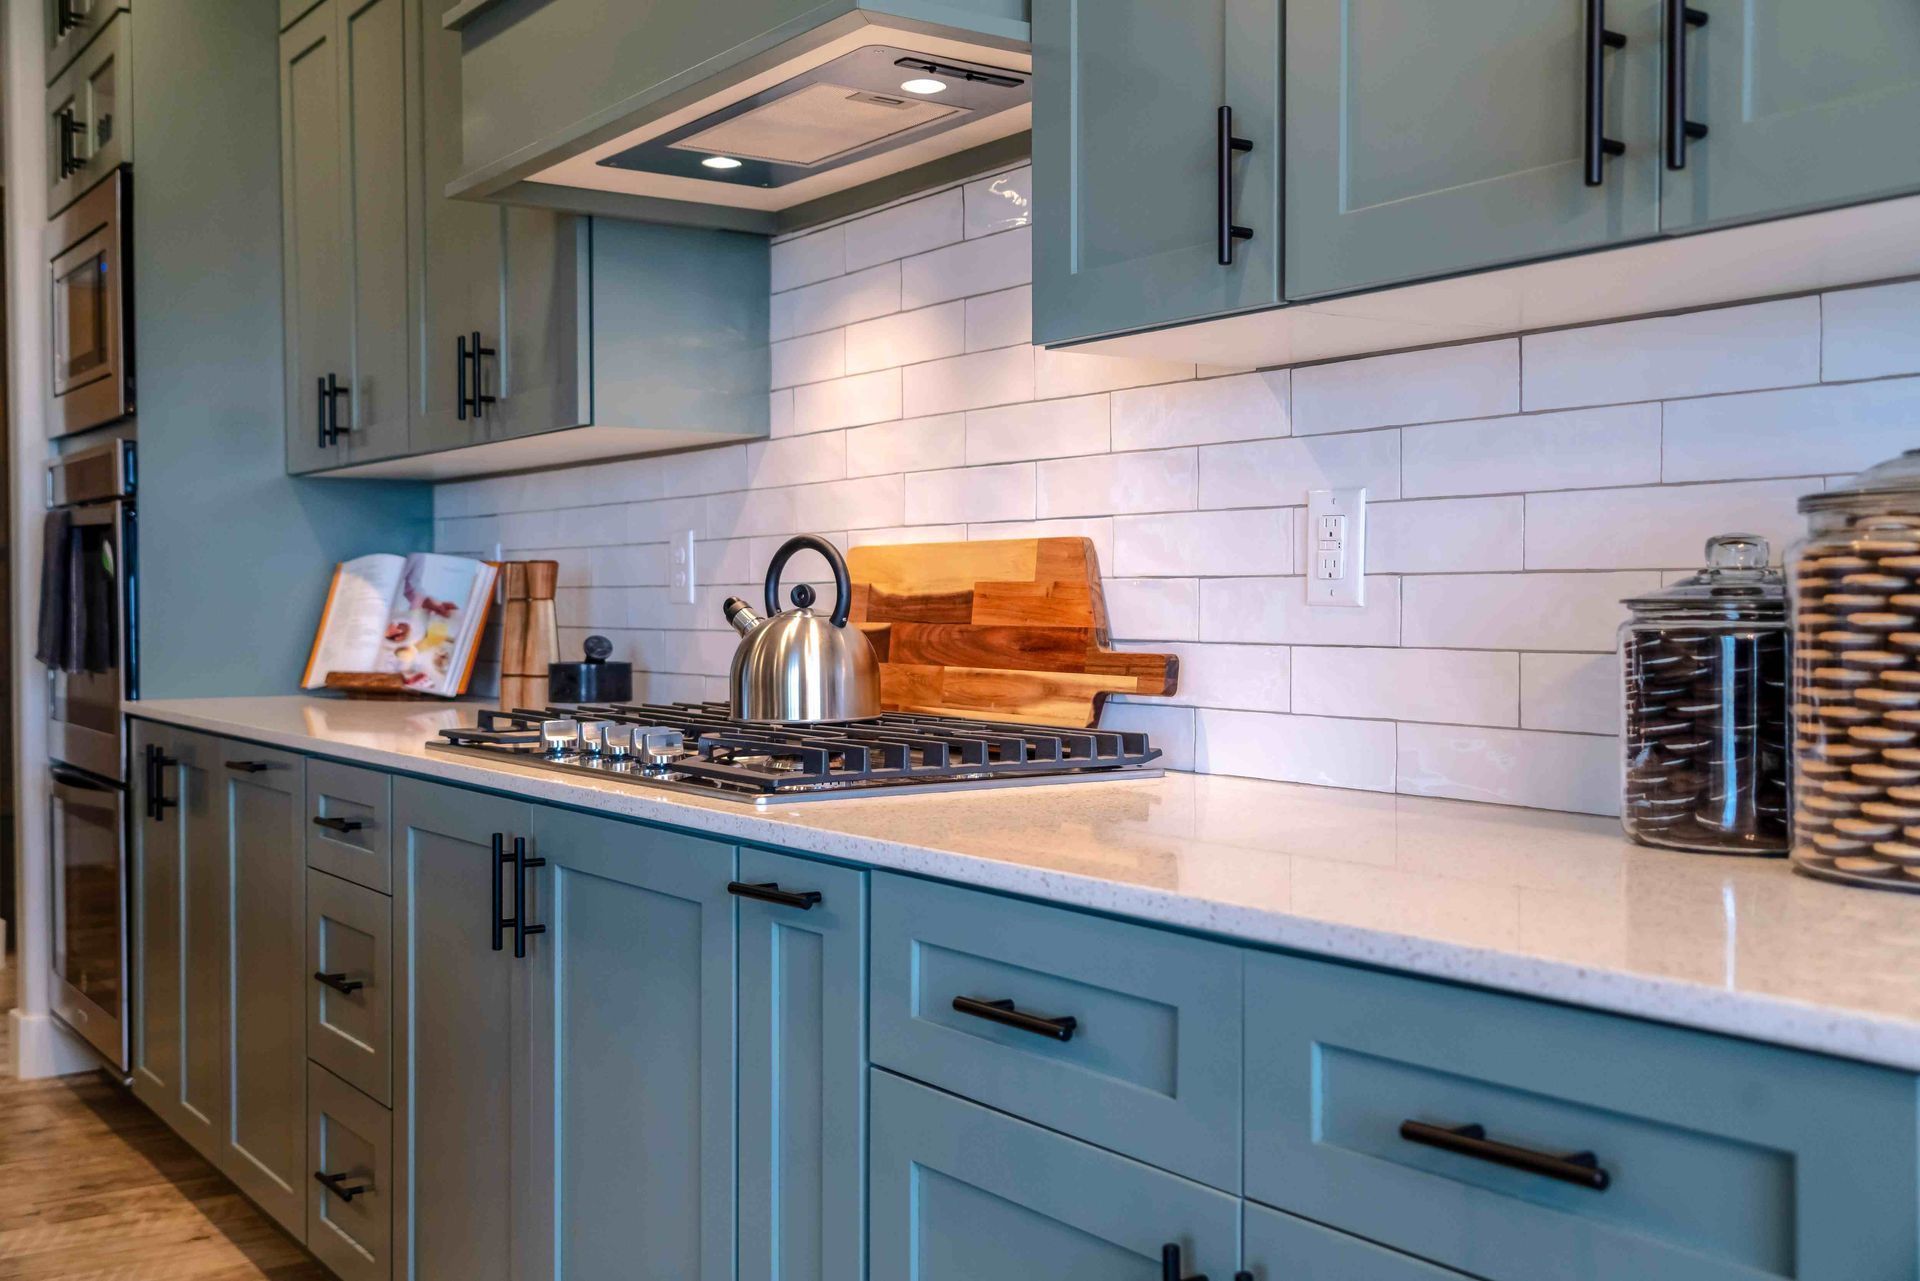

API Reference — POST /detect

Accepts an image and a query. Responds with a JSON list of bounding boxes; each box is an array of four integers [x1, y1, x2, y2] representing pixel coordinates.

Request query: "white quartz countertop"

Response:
[[133, 696, 1920, 1072]]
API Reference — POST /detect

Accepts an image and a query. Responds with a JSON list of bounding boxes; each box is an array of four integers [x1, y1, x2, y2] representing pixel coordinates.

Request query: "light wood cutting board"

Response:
[[845, 538, 1179, 728]]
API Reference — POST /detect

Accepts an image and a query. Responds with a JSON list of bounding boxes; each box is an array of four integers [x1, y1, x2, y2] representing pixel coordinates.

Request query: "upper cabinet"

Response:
[[280, 0, 770, 480], [1031, 0, 1280, 345], [443, 0, 1032, 234], [45, 7, 129, 215], [45, 0, 124, 84]]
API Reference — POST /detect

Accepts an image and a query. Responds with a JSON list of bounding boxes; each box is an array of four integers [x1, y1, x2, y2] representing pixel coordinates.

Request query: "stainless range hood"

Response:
[[446, 3, 1032, 234]]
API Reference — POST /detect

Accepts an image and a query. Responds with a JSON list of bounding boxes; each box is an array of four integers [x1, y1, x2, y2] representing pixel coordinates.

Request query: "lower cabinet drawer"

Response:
[[1242, 1202, 1470, 1280], [307, 761, 393, 894], [869, 1069, 1239, 1279], [308, 870, 392, 1105], [870, 873, 1243, 1190], [307, 1064, 392, 1281], [1245, 951, 1920, 1281]]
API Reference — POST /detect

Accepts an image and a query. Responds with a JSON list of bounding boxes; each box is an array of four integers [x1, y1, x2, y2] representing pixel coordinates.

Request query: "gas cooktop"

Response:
[[428, 702, 1163, 805]]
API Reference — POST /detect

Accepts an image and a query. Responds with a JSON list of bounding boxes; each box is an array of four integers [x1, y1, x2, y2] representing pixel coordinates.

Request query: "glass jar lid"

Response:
[[1622, 533, 1786, 621], [1801, 447, 1920, 514]]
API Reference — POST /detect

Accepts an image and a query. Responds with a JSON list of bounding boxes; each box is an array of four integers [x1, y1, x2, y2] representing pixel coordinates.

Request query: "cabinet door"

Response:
[[1661, 0, 1920, 231], [392, 779, 528, 1281], [736, 851, 866, 1281], [280, 0, 351, 475], [45, 10, 129, 217], [517, 807, 735, 1281], [1033, 0, 1281, 345], [130, 725, 225, 1164], [870, 1069, 1241, 1280], [338, 0, 413, 464], [486, 208, 587, 442], [218, 745, 309, 1240], [1286, 0, 1662, 300], [1242, 1203, 1472, 1280]]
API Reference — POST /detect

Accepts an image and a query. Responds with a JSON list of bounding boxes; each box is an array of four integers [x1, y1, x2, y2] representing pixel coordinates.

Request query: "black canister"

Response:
[[549, 635, 633, 704]]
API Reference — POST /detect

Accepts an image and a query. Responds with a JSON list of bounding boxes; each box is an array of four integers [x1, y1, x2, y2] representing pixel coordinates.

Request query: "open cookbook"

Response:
[[301, 553, 499, 696]]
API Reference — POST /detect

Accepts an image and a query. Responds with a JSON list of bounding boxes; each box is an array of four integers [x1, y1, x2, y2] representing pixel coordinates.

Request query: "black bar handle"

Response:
[[1215, 106, 1254, 267], [146, 745, 178, 822], [952, 996, 1077, 1042], [1160, 1243, 1206, 1281], [311, 815, 364, 834], [316, 376, 329, 449], [456, 333, 470, 422], [469, 331, 497, 419], [1583, 0, 1627, 186], [491, 832, 510, 952], [314, 1171, 370, 1202], [224, 760, 273, 773], [1663, 0, 1709, 170], [142, 744, 157, 821], [322, 373, 351, 445], [513, 836, 546, 959], [727, 881, 822, 910], [1399, 1120, 1610, 1191], [313, 971, 365, 995]]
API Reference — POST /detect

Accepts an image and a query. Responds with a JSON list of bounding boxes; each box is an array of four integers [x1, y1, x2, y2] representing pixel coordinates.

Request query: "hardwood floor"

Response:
[[0, 965, 329, 1280]]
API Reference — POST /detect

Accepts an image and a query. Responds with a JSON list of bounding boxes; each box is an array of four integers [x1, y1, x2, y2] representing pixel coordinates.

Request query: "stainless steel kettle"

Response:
[[722, 535, 882, 722]]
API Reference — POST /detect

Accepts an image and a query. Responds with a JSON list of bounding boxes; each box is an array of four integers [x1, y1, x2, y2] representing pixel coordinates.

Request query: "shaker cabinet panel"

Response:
[[1032, 0, 1281, 345], [1661, 0, 1920, 231], [45, 9, 129, 216], [280, 0, 351, 476], [308, 869, 394, 1106], [1285, 0, 1663, 300], [1241, 1203, 1474, 1281], [46, 0, 122, 85]]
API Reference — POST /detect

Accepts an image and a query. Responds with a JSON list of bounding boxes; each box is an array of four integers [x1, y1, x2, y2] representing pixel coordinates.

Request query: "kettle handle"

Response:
[[765, 535, 854, 628]]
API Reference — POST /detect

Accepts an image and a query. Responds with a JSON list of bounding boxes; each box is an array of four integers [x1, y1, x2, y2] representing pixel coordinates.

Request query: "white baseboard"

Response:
[[9, 1008, 104, 1079]]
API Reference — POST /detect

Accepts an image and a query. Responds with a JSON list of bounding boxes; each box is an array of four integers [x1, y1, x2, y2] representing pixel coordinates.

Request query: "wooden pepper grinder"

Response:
[[516, 560, 560, 708], [497, 562, 531, 709]]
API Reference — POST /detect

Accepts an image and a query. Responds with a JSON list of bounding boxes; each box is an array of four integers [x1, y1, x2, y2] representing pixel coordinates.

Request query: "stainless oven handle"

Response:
[[67, 502, 119, 528], [50, 764, 115, 791]]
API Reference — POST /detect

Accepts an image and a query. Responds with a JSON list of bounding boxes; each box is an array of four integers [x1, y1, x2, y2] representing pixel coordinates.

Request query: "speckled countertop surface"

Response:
[[134, 696, 1920, 1071]]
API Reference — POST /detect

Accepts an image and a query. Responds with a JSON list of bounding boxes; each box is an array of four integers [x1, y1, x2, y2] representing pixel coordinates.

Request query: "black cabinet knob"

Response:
[[314, 1171, 370, 1202], [311, 815, 364, 834], [727, 881, 823, 910], [313, 971, 365, 995]]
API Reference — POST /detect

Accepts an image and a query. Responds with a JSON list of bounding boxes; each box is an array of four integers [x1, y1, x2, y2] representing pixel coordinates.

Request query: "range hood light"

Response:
[[900, 77, 948, 95], [701, 155, 744, 169]]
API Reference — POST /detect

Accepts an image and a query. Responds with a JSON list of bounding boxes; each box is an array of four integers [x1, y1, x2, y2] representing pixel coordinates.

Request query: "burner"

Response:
[[429, 702, 1162, 805]]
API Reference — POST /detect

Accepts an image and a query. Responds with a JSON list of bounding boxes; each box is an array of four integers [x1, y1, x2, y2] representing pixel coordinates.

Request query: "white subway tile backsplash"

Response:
[[1524, 480, 1805, 570], [769, 388, 794, 437], [792, 369, 902, 434], [1293, 340, 1518, 434], [1662, 378, 1920, 483], [966, 395, 1110, 464], [1037, 448, 1194, 518], [1403, 572, 1656, 651], [769, 329, 845, 389], [845, 414, 966, 477], [1197, 430, 1401, 509], [1398, 724, 1619, 816], [902, 227, 1032, 309], [771, 262, 900, 341], [845, 302, 965, 374], [1823, 280, 1920, 382], [1035, 347, 1195, 399], [1200, 577, 1400, 647], [1196, 709, 1398, 792], [1294, 647, 1518, 726], [1110, 371, 1290, 451], [1402, 404, 1662, 497], [904, 462, 1036, 524], [844, 189, 963, 272], [1098, 702, 1196, 771], [965, 286, 1033, 352], [1153, 643, 1291, 712], [1522, 298, 1821, 410], [1114, 509, 1291, 576], [1521, 652, 1621, 735], [745, 432, 847, 488], [769, 226, 845, 293], [964, 168, 1034, 239], [1369, 496, 1524, 574], [1104, 577, 1199, 641], [968, 517, 1115, 568], [902, 346, 1036, 416]]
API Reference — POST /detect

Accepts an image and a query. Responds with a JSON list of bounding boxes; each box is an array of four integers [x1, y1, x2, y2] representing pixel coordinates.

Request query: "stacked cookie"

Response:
[[1792, 519, 1920, 888]]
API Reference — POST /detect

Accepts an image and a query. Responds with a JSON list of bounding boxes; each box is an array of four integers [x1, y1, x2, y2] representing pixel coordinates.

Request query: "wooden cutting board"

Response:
[[845, 538, 1178, 728]]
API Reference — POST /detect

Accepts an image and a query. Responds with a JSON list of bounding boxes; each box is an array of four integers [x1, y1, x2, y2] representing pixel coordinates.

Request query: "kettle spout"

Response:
[[722, 596, 763, 638]]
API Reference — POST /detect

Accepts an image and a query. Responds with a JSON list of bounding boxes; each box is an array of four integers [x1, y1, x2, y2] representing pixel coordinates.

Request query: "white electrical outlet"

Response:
[[671, 529, 697, 605], [1306, 487, 1366, 607]]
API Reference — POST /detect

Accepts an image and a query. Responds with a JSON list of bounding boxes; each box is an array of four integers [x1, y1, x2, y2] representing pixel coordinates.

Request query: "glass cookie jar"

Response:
[[1619, 534, 1790, 855], [1790, 449, 1920, 892]]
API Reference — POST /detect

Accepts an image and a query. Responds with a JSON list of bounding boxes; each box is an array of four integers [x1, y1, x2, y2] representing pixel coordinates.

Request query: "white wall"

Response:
[[436, 163, 1920, 818]]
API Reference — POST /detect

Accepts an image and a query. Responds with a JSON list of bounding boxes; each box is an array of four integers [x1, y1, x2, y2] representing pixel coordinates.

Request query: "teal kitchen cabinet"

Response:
[[869, 1069, 1241, 1279], [1032, 0, 1281, 345], [130, 723, 226, 1166], [517, 807, 737, 1281], [735, 850, 867, 1281], [1241, 1204, 1473, 1281], [217, 745, 311, 1240], [45, 7, 129, 216], [1660, 0, 1920, 232], [391, 778, 529, 1281], [1285, 0, 1663, 300], [46, 0, 125, 84]]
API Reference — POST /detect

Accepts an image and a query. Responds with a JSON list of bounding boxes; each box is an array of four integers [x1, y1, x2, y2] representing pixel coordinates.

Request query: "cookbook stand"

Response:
[[321, 672, 446, 700]]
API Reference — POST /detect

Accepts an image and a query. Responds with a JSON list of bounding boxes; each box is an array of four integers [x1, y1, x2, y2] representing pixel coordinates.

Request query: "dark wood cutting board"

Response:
[[845, 538, 1179, 728]]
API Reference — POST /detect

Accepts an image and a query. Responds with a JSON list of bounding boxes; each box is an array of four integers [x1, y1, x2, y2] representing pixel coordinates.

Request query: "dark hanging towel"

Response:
[[35, 508, 74, 671], [79, 527, 116, 673]]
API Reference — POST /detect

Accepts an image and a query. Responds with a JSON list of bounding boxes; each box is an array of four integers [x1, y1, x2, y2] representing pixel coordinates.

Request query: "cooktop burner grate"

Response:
[[429, 701, 1162, 803]]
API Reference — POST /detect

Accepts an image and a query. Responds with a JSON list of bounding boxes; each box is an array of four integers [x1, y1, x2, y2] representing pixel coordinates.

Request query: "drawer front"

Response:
[[307, 760, 392, 893], [308, 1064, 392, 1281], [1245, 951, 1920, 1281], [1242, 1202, 1470, 1280], [870, 873, 1242, 1191], [308, 870, 392, 1105], [870, 1069, 1240, 1281]]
